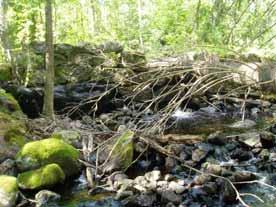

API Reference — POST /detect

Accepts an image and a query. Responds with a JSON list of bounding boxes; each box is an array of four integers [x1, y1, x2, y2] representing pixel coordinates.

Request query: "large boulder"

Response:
[[18, 164, 65, 190], [16, 138, 80, 177], [0, 175, 18, 207], [0, 89, 27, 162]]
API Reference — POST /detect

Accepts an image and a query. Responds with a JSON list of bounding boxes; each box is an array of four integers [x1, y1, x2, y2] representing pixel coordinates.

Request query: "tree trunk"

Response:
[[43, 0, 55, 119], [137, 0, 144, 48]]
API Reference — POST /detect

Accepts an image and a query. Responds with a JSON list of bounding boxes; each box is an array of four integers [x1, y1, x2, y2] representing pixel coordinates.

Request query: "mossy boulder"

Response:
[[0, 64, 12, 82], [16, 138, 80, 176], [0, 175, 18, 207], [0, 89, 27, 162], [103, 130, 134, 172], [18, 164, 65, 190]]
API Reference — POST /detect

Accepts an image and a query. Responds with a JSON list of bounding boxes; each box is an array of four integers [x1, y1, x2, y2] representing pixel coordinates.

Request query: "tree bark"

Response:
[[43, 0, 55, 119]]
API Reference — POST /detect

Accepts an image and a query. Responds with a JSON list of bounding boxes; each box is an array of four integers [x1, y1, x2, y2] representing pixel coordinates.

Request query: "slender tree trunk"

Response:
[[43, 0, 55, 119], [137, 0, 144, 48]]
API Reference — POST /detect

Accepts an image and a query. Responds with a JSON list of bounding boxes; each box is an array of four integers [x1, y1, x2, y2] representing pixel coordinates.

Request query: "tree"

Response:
[[43, 0, 55, 119]]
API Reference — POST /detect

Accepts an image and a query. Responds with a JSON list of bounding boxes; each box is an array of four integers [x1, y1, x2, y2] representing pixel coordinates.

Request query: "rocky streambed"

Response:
[[1, 43, 276, 207], [1, 84, 276, 207]]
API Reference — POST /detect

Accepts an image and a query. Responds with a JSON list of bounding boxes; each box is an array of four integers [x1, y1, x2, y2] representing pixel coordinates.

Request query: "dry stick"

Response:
[[138, 136, 262, 207], [241, 87, 251, 121]]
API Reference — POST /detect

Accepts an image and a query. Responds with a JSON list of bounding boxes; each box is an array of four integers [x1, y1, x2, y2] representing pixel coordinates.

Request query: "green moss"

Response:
[[0, 64, 12, 81], [0, 111, 26, 146], [18, 164, 65, 190], [0, 88, 21, 114], [110, 130, 134, 170], [0, 175, 18, 194], [16, 138, 80, 176]]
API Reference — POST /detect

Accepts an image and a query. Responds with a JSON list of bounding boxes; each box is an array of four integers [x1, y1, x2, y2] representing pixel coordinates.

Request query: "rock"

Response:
[[16, 138, 80, 177], [260, 131, 275, 148], [0, 64, 12, 82], [230, 171, 256, 182], [168, 181, 185, 194], [230, 148, 253, 161], [165, 157, 177, 172], [221, 181, 236, 203], [192, 175, 211, 185], [135, 193, 157, 207], [103, 130, 134, 173], [52, 129, 81, 148], [259, 149, 270, 160], [18, 164, 65, 190], [114, 179, 134, 192], [5, 82, 117, 118], [202, 182, 218, 194], [0, 159, 16, 176], [145, 170, 161, 182], [35, 190, 61, 207], [134, 176, 148, 192], [161, 191, 182, 204], [0, 175, 18, 207], [238, 132, 260, 147], [0, 89, 27, 162], [190, 186, 207, 199], [75, 198, 123, 207], [164, 174, 175, 182], [192, 149, 209, 163], [229, 119, 256, 129], [204, 163, 223, 175], [207, 131, 226, 145]]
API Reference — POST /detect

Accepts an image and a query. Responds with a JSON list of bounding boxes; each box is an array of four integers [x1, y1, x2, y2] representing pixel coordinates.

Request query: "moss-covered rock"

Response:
[[0, 89, 27, 162], [103, 130, 134, 172], [0, 175, 18, 207], [18, 164, 65, 190], [16, 138, 80, 176], [0, 64, 12, 82]]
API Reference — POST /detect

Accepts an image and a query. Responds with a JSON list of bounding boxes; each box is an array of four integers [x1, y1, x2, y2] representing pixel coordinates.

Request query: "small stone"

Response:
[[161, 191, 182, 204], [35, 190, 60, 207], [164, 174, 175, 181], [207, 131, 225, 145], [202, 182, 218, 194], [168, 181, 186, 194], [229, 119, 256, 129], [222, 181, 236, 203], [136, 193, 157, 207], [230, 171, 256, 182], [259, 149, 270, 160], [230, 148, 252, 161], [192, 175, 211, 185], [260, 131, 275, 148], [145, 170, 161, 182], [205, 163, 222, 175], [0, 159, 16, 176], [192, 149, 208, 163], [165, 157, 177, 172]]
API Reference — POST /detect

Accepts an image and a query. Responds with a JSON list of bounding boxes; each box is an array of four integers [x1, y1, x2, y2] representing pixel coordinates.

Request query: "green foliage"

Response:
[[3, 0, 276, 61], [17, 163, 65, 190], [16, 138, 80, 176]]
